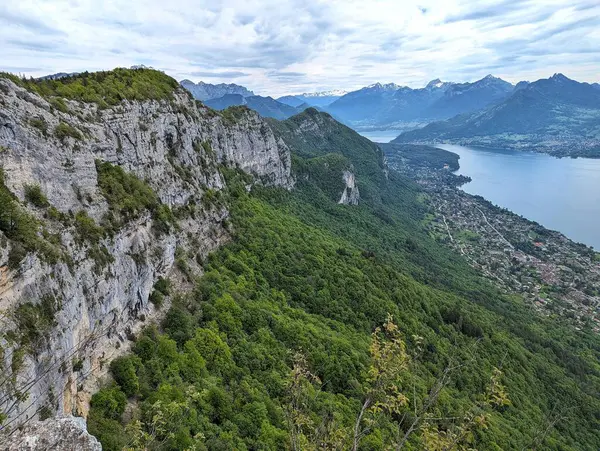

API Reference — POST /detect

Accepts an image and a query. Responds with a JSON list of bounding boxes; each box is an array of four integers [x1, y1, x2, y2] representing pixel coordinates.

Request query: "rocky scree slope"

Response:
[[0, 70, 292, 441]]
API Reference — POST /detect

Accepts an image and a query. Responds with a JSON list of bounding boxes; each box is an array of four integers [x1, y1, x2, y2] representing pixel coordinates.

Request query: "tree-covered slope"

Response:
[[87, 110, 600, 450], [0, 67, 179, 108]]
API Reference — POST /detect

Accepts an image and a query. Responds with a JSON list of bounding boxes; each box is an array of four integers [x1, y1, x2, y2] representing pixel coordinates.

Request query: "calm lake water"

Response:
[[435, 144, 600, 250], [358, 129, 404, 142]]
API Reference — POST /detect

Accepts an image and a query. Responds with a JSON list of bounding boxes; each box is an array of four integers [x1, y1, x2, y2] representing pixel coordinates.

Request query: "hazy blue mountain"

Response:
[[278, 91, 346, 108], [180, 80, 254, 101], [422, 75, 513, 119], [277, 95, 306, 107], [514, 81, 530, 91], [37, 72, 79, 80], [326, 82, 404, 123], [593, 83, 600, 90], [393, 74, 600, 157], [205, 94, 305, 120], [295, 90, 347, 107], [203, 93, 247, 110], [326, 76, 513, 128]]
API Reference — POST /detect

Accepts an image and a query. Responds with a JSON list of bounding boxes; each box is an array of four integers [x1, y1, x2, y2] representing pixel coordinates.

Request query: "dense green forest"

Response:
[[0, 68, 178, 108], [88, 109, 600, 450]]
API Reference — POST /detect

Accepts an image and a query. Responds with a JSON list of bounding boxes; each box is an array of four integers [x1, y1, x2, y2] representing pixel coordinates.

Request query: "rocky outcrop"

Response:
[[0, 75, 292, 440], [4, 416, 101, 451], [338, 170, 360, 205]]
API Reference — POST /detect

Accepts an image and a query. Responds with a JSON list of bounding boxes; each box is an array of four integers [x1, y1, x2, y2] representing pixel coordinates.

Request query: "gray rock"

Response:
[[2, 416, 101, 451], [338, 170, 360, 205]]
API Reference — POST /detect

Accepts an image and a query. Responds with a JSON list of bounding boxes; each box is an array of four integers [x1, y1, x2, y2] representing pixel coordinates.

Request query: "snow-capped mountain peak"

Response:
[[425, 78, 454, 90], [366, 82, 401, 91], [300, 89, 348, 97]]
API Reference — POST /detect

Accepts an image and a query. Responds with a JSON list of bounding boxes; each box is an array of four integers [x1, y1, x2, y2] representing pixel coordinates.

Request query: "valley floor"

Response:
[[385, 146, 600, 332]]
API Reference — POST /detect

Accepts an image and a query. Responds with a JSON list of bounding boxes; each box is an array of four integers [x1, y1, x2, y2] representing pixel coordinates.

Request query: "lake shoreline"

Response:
[[434, 143, 600, 250], [382, 143, 600, 332], [400, 138, 600, 159], [357, 127, 600, 159]]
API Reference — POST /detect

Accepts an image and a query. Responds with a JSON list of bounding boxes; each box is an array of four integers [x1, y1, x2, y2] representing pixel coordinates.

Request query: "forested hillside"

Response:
[[88, 109, 600, 450]]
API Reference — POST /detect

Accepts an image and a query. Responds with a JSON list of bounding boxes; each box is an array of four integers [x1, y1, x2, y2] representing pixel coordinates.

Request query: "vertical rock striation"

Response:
[[338, 170, 360, 205]]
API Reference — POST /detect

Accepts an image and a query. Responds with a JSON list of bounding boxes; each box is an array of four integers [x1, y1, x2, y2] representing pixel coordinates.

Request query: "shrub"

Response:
[[29, 117, 48, 136], [95, 160, 176, 234], [90, 386, 127, 420], [74, 211, 105, 244], [154, 277, 171, 296], [87, 244, 114, 275], [38, 405, 53, 421], [95, 160, 158, 223], [109, 356, 140, 397], [13, 295, 60, 348], [49, 97, 69, 113], [149, 276, 171, 308], [220, 105, 250, 124], [1, 169, 63, 268], [7, 243, 27, 270], [54, 122, 82, 142], [24, 184, 49, 208], [151, 204, 175, 235], [149, 290, 164, 308], [72, 358, 84, 372]]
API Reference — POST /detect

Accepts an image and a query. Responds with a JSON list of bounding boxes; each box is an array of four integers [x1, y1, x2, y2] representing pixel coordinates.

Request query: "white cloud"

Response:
[[0, 0, 598, 95]]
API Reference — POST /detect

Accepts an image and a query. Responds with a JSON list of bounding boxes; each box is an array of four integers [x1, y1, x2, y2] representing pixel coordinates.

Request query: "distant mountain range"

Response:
[[37, 72, 79, 80], [326, 76, 515, 129], [180, 80, 254, 101], [179, 76, 600, 156], [278, 90, 348, 108], [204, 94, 308, 120], [394, 74, 600, 158]]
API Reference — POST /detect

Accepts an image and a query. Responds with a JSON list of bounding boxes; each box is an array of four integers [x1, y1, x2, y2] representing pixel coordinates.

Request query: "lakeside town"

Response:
[[383, 143, 600, 332]]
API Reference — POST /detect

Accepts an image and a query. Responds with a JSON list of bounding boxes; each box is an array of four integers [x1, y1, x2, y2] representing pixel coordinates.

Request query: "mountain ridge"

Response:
[[205, 93, 306, 120], [326, 75, 514, 128], [393, 73, 600, 157], [180, 79, 254, 101]]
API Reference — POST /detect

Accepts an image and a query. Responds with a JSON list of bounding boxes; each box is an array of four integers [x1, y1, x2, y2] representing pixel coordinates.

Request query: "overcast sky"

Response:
[[1, 0, 599, 96]]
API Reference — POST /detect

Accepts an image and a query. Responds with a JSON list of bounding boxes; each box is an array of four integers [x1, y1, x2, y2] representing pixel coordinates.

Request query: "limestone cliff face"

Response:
[[338, 170, 360, 205], [0, 77, 292, 436], [5, 416, 101, 451]]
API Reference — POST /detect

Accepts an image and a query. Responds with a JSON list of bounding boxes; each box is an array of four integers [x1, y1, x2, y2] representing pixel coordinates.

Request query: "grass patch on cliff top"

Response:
[[0, 68, 178, 108]]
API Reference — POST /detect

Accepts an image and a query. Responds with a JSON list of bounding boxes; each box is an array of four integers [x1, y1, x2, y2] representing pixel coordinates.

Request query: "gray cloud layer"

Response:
[[1, 0, 598, 95]]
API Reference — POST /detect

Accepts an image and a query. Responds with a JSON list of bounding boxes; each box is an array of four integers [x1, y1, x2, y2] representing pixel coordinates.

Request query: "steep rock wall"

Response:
[[0, 77, 292, 437], [338, 170, 360, 205]]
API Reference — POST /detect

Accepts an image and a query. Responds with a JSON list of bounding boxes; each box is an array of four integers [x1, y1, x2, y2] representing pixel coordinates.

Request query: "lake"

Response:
[[435, 144, 600, 250], [358, 129, 404, 143]]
